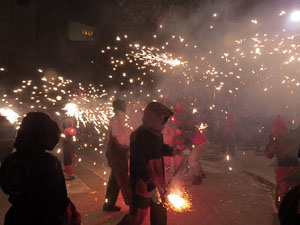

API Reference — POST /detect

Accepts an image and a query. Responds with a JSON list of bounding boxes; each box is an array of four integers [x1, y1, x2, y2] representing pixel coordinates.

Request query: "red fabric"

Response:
[[224, 114, 236, 136], [114, 168, 131, 206], [191, 127, 207, 146], [64, 165, 73, 175], [275, 166, 296, 198], [174, 103, 184, 116], [170, 103, 184, 125], [64, 128, 77, 136], [62, 200, 81, 225], [135, 159, 165, 198], [273, 116, 289, 139]]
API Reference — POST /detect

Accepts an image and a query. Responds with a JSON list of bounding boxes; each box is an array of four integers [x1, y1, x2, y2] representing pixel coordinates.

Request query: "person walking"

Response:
[[265, 115, 299, 214], [118, 102, 175, 225], [103, 99, 132, 212]]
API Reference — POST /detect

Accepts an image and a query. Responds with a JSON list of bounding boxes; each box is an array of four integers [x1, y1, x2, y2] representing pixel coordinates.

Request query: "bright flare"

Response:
[[291, 11, 300, 22], [63, 103, 79, 118], [0, 108, 19, 124], [166, 189, 192, 212]]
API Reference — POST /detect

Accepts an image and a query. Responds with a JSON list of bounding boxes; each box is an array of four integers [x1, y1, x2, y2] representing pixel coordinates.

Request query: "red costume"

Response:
[[265, 116, 299, 209]]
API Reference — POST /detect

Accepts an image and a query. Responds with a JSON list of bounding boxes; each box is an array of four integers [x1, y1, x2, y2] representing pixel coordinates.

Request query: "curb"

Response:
[[243, 170, 276, 189]]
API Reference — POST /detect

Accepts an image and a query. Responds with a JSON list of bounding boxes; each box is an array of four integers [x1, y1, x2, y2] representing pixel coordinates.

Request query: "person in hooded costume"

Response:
[[103, 99, 132, 212], [118, 102, 175, 225], [278, 184, 300, 225], [171, 103, 208, 185], [0, 115, 16, 164], [0, 112, 81, 225], [62, 118, 77, 180], [265, 115, 299, 214]]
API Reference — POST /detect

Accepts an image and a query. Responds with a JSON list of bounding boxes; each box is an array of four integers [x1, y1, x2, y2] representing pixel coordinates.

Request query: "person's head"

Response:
[[113, 99, 126, 113], [14, 112, 61, 152], [273, 115, 289, 139], [174, 102, 184, 116], [142, 102, 173, 135]]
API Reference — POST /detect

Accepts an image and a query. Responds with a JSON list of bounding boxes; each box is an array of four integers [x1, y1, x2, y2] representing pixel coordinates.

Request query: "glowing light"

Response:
[[0, 67, 5, 71], [291, 11, 300, 22], [63, 103, 79, 118], [166, 189, 192, 212], [195, 123, 208, 133], [226, 154, 230, 161], [0, 108, 19, 124], [251, 19, 258, 24], [37, 68, 43, 73]]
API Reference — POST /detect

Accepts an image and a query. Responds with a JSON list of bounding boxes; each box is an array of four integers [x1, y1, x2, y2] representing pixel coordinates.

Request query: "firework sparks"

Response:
[[0, 108, 19, 124], [166, 188, 192, 212], [63, 103, 79, 118], [196, 123, 209, 133]]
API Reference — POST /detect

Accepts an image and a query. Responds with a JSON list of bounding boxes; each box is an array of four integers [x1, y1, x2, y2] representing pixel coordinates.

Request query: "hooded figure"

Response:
[[119, 102, 174, 225], [265, 115, 299, 214], [0, 112, 81, 225], [278, 185, 300, 225]]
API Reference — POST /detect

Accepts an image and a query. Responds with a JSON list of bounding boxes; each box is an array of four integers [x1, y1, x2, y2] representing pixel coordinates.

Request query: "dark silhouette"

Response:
[[0, 112, 81, 225], [0, 116, 16, 164]]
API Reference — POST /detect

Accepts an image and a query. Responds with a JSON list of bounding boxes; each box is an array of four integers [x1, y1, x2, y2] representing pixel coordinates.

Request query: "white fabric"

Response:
[[110, 112, 131, 146]]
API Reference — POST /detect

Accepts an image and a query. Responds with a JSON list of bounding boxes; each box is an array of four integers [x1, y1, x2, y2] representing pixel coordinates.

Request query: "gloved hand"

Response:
[[150, 187, 160, 204], [145, 178, 156, 192]]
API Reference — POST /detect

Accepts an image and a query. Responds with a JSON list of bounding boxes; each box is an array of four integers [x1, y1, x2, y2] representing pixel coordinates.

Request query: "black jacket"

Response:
[[0, 151, 69, 225], [130, 125, 173, 198]]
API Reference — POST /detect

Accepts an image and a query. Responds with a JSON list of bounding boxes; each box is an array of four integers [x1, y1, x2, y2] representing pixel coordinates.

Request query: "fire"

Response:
[[0, 108, 19, 124], [166, 189, 192, 212]]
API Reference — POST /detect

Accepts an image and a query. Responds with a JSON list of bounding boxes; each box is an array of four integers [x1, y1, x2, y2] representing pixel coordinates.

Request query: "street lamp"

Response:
[[290, 11, 300, 22]]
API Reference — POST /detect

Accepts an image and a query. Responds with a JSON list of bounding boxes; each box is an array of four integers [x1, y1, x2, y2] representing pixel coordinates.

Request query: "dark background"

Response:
[[0, 0, 294, 89]]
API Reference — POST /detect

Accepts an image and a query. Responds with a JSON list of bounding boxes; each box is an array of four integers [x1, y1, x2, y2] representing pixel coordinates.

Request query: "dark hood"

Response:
[[142, 102, 173, 136], [14, 112, 61, 152]]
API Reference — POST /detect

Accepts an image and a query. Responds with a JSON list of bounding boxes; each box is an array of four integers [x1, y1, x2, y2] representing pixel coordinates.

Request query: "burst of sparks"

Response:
[[195, 123, 208, 133], [166, 189, 192, 212], [0, 108, 19, 124]]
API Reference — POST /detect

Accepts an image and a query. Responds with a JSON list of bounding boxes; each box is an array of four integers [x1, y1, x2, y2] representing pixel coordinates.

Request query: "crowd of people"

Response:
[[0, 100, 300, 225]]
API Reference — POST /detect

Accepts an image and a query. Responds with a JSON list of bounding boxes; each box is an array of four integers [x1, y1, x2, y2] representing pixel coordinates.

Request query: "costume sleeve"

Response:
[[130, 132, 151, 182], [264, 143, 275, 159], [191, 128, 208, 146]]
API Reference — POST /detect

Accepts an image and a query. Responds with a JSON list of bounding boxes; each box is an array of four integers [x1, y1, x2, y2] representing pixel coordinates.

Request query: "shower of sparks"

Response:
[[166, 188, 192, 212], [0, 108, 19, 124], [2, 8, 300, 173], [132, 47, 188, 68]]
